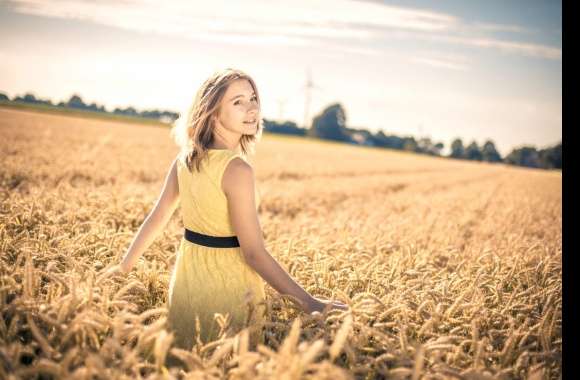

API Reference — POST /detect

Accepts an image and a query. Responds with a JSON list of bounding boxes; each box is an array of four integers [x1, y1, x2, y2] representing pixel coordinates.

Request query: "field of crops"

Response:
[[0, 107, 562, 379]]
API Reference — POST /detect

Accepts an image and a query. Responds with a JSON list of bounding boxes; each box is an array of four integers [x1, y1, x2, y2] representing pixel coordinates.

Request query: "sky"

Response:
[[0, 0, 562, 157]]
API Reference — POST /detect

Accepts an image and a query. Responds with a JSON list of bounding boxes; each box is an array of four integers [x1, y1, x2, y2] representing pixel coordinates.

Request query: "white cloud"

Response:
[[6, 0, 458, 38], [6, 0, 560, 61], [470, 21, 531, 34], [440, 36, 562, 60], [412, 57, 469, 71]]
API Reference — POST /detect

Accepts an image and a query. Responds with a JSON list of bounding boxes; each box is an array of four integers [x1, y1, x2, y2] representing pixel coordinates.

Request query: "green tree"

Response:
[[505, 146, 540, 168], [481, 140, 502, 162], [308, 103, 349, 141], [67, 94, 86, 109], [538, 142, 562, 169], [465, 141, 483, 161], [449, 138, 465, 158]]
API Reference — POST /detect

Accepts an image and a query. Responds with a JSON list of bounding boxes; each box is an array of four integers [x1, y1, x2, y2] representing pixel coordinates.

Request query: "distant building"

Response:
[[159, 115, 175, 124], [350, 131, 374, 146]]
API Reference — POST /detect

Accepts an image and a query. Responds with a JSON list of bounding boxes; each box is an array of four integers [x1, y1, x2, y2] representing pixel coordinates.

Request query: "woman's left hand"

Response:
[[306, 297, 349, 315], [96, 263, 129, 284]]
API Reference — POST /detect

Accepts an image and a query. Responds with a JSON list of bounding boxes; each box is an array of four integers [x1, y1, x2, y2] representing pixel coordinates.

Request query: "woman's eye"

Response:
[[234, 96, 257, 105]]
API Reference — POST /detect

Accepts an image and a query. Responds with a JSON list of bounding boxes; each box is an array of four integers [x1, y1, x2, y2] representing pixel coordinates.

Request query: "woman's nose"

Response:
[[247, 102, 259, 114]]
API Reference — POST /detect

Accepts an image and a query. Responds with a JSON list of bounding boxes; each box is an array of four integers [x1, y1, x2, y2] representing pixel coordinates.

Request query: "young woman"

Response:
[[105, 68, 347, 350]]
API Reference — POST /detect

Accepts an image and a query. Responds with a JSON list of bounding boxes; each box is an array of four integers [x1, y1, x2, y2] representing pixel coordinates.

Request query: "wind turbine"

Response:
[[276, 98, 287, 121], [302, 66, 323, 129]]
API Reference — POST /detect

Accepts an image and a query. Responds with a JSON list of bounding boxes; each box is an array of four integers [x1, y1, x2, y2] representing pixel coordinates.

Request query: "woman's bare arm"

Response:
[[118, 157, 180, 273], [223, 158, 346, 314]]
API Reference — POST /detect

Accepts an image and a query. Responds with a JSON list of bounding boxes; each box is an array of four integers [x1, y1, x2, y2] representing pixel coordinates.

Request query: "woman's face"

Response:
[[213, 78, 260, 137]]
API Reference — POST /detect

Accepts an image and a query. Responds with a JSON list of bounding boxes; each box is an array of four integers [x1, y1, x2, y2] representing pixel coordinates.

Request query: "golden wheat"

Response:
[[0, 108, 562, 379]]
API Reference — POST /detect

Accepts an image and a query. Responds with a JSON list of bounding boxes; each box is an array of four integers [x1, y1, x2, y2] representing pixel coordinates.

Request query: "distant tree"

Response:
[[23, 93, 38, 103], [67, 94, 86, 109], [550, 142, 562, 168], [465, 141, 483, 161], [371, 130, 388, 147], [264, 119, 307, 136], [160, 111, 179, 121], [416, 137, 443, 156], [449, 138, 465, 158], [308, 103, 349, 141], [481, 140, 502, 162], [0, 92, 9, 101], [505, 146, 540, 168], [113, 107, 138, 116], [87, 102, 99, 111], [141, 110, 162, 119], [538, 142, 562, 169], [387, 135, 406, 150], [347, 128, 374, 146], [14, 93, 39, 103], [371, 132, 407, 150], [135, 109, 179, 121], [402, 137, 418, 152], [13, 93, 51, 105]]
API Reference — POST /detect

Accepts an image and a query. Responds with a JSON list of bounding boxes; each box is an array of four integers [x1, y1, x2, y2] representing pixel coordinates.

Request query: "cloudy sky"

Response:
[[0, 0, 561, 156]]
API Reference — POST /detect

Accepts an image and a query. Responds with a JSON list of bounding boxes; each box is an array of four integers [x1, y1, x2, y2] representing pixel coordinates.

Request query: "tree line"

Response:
[[263, 103, 561, 170], [0, 92, 178, 123], [1, 92, 560, 170]]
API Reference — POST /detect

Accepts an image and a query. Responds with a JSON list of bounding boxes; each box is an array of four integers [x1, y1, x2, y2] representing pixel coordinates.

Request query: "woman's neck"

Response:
[[209, 136, 240, 151]]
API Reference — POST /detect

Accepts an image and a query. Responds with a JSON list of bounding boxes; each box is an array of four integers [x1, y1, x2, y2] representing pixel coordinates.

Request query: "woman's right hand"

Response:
[[305, 297, 349, 315]]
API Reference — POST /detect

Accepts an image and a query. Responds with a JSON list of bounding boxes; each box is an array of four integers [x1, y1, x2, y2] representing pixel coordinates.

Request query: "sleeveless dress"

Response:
[[166, 149, 266, 350]]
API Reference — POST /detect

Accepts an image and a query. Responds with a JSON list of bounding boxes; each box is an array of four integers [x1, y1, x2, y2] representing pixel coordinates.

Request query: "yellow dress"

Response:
[[167, 149, 266, 350]]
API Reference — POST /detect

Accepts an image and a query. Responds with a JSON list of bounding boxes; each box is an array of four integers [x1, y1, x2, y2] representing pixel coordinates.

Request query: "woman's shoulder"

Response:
[[221, 153, 253, 195], [221, 150, 251, 176]]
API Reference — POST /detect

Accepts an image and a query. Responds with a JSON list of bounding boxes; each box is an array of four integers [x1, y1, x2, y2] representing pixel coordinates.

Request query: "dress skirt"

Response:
[[166, 238, 267, 350]]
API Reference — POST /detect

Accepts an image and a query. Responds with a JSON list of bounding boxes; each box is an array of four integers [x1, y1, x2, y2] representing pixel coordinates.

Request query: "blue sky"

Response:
[[0, 0, 561, 156]]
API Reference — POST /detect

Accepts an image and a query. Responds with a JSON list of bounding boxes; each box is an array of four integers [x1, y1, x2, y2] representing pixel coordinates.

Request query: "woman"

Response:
[[104, 68, 347, 350]]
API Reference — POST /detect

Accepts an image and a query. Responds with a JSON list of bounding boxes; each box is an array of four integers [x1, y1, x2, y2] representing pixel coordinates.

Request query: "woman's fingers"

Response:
[[305, 297, 349, 314], [96, 264, 126, 285], [321, 299, 349, 312], [332, 301, 349, 311]]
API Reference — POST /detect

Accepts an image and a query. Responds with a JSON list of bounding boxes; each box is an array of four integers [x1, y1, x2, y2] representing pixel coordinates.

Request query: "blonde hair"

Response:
[[171, 68, 263, 172]]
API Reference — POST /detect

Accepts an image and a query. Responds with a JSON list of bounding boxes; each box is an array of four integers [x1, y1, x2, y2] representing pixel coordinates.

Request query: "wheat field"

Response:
[[0, 108, 562, 379]]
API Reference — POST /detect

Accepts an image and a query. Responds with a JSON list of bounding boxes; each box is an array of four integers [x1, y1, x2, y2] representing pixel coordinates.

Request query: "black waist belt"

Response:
[[184, 228, 240, 248]]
